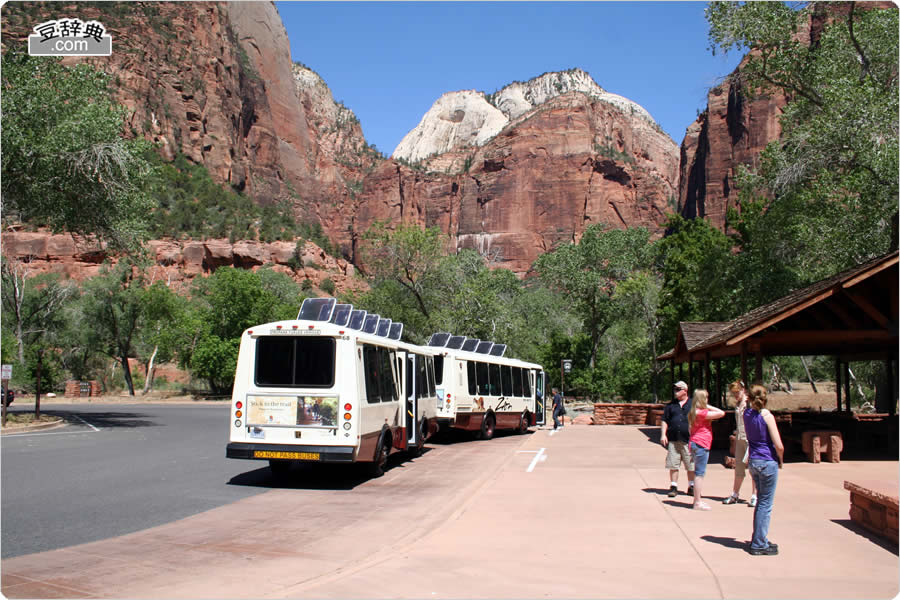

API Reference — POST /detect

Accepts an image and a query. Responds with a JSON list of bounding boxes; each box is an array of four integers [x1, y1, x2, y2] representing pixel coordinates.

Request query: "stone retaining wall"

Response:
[[592, 403, 665, 425]]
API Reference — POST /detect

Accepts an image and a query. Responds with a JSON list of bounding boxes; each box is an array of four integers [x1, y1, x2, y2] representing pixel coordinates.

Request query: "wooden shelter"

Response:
[[658, 251, 898, 414]]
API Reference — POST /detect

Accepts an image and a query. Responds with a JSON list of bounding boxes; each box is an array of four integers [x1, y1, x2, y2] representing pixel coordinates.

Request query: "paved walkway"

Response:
[[2, 425, 897, 599]]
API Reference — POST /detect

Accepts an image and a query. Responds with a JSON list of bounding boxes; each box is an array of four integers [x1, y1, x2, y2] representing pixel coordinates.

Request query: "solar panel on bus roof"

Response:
[[461, 338, 480, 352], [348, 309, 366, 330], [428, 332, 451, 347], [330, 304, 352, 327], [362, 314, 379, 334], [446, 335, 466, 350], [298, 297, 336, 321], [376, 318, 392, 337], [475, 340, 494, 354], [489, 344, 507, 357], [388, 322, 403, 340]]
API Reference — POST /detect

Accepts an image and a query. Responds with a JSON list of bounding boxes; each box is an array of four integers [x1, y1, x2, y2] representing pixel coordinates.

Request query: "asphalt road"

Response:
[[1, 403, 269, 558]]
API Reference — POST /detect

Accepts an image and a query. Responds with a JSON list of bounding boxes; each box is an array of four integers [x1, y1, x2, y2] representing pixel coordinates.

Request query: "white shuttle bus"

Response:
[[226, 298, 440, 477], [429, 333, 547, 439]]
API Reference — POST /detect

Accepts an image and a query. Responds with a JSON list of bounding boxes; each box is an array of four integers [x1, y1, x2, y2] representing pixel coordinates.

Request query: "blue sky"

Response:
[[276, 2, 745, 156]]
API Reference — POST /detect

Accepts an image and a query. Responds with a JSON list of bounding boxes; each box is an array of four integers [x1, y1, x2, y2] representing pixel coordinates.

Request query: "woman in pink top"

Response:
[[688, 389, 725, 510]]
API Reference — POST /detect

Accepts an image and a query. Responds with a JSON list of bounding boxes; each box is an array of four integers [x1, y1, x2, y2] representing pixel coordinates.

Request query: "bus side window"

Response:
[[433, 356, 444, 387], [489, 363, 501, 396], [513, 367, 523, 397], [363, 345, 381, 403], [523, 369, 532, 397], [501, 365, 513, 397], [467, 361, 476, 395], [382, 348, 398, 403], [426, 357, 436, 396], [416, 355, 427, 400], [476, 361, 489, 395]]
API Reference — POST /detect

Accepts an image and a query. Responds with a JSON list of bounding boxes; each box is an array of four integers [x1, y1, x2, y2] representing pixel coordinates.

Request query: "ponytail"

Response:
[[749, 384, 768, 411]]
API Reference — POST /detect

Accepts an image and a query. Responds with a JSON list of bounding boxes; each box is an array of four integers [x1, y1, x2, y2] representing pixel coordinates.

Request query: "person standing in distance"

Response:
[[660, 381, 694, 498], [688, 389, 726, 510], [551, 387, 564, 430], [723, 381, 758, 506]]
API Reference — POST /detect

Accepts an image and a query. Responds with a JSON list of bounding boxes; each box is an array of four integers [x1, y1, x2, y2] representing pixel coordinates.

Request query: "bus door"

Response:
[[405, 354, 417, 446], [534, 370, 546, 425]]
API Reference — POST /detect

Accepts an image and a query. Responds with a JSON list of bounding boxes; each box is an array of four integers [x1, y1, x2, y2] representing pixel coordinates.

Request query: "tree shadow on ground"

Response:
[[37, 410, 161, 429]]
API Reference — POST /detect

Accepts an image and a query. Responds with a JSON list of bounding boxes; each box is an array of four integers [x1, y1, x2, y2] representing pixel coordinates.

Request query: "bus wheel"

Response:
[[479, 413, 495, 440], [369, 437, 389, 477], [269, 460, 291, 478], [409, 420, 427, 457], [518, 412, 530, 434]]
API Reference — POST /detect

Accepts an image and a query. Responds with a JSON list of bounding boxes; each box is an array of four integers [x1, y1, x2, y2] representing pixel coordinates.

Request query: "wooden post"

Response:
[[715, 359, 722, 408], [843, 362, 852, 413], [740, 345, 748, 389], [835, 358, 842, 412], [687, 355, 693, 393], [704, 352, 712, 396]]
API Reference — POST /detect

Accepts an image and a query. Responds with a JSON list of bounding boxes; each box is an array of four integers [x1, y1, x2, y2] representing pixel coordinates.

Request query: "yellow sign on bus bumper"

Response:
[[253, 450, 320, 461]]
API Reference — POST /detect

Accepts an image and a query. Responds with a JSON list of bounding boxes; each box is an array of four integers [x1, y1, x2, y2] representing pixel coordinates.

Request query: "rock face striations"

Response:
[[0, 5, 682, 278], [359, 69, 680, 274]]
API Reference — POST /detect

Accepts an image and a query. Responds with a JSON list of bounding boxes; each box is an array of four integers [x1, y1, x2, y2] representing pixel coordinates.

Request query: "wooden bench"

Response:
[[801, 430, 842, 463], [844, 480, 899, 544]]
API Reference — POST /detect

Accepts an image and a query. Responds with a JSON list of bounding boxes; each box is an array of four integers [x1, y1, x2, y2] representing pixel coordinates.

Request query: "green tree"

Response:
[[534, 225, 654, 369], [80, 259, 147, 395], [655, 214, 736, 343], [1, 51, 155, 249], [188, 267, 301, 394], [707, 2, 898, 281], [359, 222, 446, 320]]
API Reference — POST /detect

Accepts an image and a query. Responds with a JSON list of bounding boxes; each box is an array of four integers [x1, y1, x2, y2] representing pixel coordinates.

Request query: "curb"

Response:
[[1, 418, 66, 435]]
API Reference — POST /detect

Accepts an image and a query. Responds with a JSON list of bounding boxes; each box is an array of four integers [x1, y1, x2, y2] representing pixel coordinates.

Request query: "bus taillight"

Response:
[[236, 401, 243, 409], [235, 410, 242, 418], [343, 412, 352, 420], [344, 403, 352, 411]]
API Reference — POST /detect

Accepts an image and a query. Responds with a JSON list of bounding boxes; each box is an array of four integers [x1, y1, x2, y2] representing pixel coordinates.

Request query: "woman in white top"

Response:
[[723, 381, 758, 506]]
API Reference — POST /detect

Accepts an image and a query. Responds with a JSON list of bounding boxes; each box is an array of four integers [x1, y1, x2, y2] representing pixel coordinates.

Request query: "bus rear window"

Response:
[[255, 336, 335, 387]]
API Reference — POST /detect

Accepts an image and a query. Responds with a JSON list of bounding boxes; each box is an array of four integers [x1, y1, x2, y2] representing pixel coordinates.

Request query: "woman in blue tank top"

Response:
[[742, 384, 784, 555]]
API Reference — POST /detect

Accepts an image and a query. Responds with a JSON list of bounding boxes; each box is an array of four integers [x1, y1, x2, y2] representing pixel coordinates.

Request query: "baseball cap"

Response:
[[674, 381, 688, 390]]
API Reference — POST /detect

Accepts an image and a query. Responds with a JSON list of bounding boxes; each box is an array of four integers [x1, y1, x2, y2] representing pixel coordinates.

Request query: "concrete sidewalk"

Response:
[[2, 425, 897, 599]]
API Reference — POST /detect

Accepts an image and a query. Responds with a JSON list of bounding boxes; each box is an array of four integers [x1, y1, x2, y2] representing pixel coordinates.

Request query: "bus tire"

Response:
[[479, 413, 495, 441], [518, 411, 530, 434], [369, 433, 390, 477], [409, 420, 427, 457]]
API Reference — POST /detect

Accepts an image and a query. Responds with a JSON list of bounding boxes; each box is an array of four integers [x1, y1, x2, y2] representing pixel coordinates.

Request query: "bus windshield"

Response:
[[255, 336, 335, 387]]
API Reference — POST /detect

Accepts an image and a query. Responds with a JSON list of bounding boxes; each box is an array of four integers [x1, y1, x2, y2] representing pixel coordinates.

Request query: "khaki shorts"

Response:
[[666, 441, 694, 471], [734, 439, 749, 477]]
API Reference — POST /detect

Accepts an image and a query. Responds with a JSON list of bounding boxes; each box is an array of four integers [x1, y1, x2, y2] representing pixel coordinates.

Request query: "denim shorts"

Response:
[[691, 442, 710, 477]]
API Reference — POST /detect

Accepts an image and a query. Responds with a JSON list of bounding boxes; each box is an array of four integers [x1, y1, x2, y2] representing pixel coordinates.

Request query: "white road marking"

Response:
[[524, 447, 546, 472], [72, 414, 101, 432]]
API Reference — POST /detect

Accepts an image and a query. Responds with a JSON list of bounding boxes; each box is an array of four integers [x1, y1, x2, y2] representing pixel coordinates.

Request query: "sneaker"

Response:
[[667, 485, 678, 498], [686, 485, 694, 496], [749, 545, 778, 556], [693, 502, 712, 511], [722, 495, 739, 505], [748, 495, 758, 507]]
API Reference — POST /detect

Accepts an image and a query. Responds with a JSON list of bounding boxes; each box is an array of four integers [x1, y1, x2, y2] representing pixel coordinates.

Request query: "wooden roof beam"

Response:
[[822, 296, 860, 329], [842, 289, 890, 328]]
